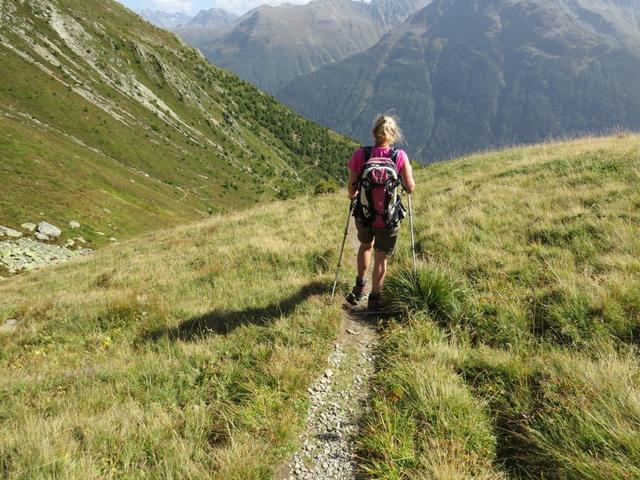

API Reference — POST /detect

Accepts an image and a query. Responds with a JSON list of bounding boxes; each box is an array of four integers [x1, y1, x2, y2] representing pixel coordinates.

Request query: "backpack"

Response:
[[353, 146, 406, 229]]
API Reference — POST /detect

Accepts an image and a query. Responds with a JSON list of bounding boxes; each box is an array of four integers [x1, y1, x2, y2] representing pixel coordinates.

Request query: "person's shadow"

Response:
[[144, 281, 329, 342]]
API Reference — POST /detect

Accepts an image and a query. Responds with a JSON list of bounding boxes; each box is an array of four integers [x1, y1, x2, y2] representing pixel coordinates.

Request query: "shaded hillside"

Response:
[[0, 0, 356, 245], [179, 0, 432, 93], [280, 0, 640, 162]]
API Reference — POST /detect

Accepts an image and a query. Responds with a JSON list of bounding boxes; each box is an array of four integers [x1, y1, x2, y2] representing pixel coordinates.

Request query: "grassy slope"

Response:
[[0, 194, 349, 479], [360, 134, 640, 479], [1, 0, 355, 246], [2, 134, 640, 478]]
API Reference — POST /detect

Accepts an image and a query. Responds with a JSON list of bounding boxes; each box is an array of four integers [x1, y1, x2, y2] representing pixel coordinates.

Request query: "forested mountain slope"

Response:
[[280, 0, 640, 162]]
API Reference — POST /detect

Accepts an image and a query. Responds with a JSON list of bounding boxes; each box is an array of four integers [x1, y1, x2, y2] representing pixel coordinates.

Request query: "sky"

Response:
[[116, 0, 310, 16]]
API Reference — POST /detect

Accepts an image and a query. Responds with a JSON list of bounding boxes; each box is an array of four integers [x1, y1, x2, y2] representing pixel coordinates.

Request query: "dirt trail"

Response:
[[280, 219, 378, 479]]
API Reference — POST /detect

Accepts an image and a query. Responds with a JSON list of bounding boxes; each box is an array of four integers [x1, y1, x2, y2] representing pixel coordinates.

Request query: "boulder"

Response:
[[69, 220, 81, 229], [21, 222, 37, 232], [35, 232, 50, 241], [37, 222, 61, 237], [0, 226, 22, 238]]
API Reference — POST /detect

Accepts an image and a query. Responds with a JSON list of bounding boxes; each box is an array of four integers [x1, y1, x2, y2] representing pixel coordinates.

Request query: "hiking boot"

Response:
[[345, 277, 367, 305], [367, 292, 382, 313]]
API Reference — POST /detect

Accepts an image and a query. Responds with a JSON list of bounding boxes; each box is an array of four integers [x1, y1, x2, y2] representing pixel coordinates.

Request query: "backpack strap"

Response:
[[389, 147, 399, 164], [363, 146, 372, 163]]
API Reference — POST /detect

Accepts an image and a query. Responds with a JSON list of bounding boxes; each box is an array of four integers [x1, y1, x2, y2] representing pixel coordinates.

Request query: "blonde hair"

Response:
[[373, 115, 403, 145]]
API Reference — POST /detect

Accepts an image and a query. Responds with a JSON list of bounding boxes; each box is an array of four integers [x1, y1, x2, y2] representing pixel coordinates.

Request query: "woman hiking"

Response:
[[346, 115, 416, 312]]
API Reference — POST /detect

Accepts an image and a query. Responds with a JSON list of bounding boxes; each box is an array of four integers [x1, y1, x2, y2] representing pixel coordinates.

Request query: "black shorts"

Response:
[[355, 221, 399, 256]]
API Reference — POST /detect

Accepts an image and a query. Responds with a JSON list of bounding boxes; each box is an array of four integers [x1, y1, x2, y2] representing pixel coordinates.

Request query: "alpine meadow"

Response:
[[2, 0, 640, 479]]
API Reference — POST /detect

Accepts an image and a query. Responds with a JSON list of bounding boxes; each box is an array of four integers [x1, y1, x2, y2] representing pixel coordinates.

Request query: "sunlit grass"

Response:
[[2, 134, 640, 478], [0, 196, 349, 479], [359, 133, 640, 479]]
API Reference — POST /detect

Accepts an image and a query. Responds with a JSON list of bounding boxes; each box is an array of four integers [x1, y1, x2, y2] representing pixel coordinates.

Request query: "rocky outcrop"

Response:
[[0, 238, 91, 274]]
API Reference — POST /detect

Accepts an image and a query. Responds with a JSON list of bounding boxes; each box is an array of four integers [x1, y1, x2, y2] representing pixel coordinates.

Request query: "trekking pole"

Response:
[[330, 199, 355, 303], [408, 193, 417, 275]]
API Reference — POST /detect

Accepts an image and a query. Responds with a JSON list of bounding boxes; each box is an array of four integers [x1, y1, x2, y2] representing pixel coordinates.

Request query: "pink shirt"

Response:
[[348, 146, 408, 228]]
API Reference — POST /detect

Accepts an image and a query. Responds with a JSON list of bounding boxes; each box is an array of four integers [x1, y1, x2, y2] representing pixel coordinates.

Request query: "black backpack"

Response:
[[353, 146, 406, 229]]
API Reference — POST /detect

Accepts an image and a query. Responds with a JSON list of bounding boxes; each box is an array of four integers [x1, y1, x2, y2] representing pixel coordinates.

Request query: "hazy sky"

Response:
[[116, 0, 310, 16]]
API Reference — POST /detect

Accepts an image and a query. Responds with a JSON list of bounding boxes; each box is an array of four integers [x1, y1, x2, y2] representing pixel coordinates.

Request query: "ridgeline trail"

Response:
[[280, 219, 379, 480]]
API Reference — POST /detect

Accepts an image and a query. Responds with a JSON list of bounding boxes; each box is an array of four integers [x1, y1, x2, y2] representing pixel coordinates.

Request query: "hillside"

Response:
[[0, 0, 356, 247], [280, 0, 640, 162], [178, 0, 432, 94], [2, 134, 640, 478]]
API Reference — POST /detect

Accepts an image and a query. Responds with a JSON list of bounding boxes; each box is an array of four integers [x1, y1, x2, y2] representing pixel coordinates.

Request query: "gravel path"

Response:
[[284, 313, 377, 480], [279, 217, 378, 479]]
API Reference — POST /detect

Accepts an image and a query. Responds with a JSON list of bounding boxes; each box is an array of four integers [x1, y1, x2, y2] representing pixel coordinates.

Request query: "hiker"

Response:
[[346, 115, 416, 311]]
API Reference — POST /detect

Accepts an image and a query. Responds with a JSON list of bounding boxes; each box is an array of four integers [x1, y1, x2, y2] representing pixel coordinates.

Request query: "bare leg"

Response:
[[357, 242, 373, 280], [372, 250, 388, 294]]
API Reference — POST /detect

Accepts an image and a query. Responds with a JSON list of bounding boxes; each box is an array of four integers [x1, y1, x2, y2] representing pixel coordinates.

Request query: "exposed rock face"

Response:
[[0, 318, 18, 334], [37, 222, 62, 237]]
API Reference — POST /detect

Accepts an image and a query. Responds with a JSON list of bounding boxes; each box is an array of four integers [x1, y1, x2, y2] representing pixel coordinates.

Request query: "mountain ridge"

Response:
[[178, 0, 432, 93], [279, 0, 640, 162]]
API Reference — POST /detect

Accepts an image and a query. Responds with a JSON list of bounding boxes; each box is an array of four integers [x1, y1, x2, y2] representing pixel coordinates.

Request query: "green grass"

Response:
[[359, 134, 640, 479], [2, 134, 640, 478]]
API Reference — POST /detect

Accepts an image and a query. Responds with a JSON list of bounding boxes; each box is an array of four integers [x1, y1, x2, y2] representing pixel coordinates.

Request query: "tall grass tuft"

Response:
[[383, 264, 468, 326]]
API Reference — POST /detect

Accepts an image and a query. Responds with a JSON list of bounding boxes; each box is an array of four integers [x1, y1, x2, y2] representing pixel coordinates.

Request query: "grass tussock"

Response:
[[382, 264, 468, 326], [359, 319, 504, 479]]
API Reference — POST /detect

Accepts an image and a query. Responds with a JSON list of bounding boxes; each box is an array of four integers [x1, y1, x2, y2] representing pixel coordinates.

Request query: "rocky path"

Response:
[[281, 220, 378, 480], [284, 313, 376, 480]]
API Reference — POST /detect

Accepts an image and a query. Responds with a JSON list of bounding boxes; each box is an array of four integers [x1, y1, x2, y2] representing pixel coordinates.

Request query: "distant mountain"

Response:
[[137, 9, 193, 29], [0, 0, 355, 243], [187, 7, 238, 28], [280, 0, 640, 162], [178, 0, 432, 93], [139, 7, 237, 32]]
